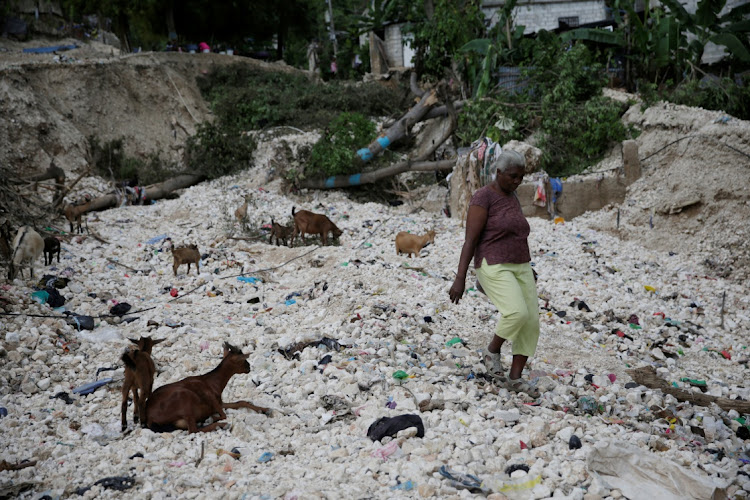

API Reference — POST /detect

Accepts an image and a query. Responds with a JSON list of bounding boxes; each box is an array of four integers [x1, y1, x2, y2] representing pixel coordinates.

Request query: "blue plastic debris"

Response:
[[285, 299, 296, 306], [237, 276, 262, 284], [72, 378, 113, 395], [23, 44, 78, 53], [258, 452, 274, 463], [145, 234, 169, 245], [390, 480, 415, 491]]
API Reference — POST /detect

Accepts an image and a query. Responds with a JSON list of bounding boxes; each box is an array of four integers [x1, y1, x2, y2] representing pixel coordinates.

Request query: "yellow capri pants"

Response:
[[476, 259, 540, 357]]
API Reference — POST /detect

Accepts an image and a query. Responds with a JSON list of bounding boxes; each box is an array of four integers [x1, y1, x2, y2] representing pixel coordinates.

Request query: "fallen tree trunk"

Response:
[[627, 366, 750, 413], [299, 159, 454, 189], [356, 89, 439, 163], [86, 173, 206, 213]]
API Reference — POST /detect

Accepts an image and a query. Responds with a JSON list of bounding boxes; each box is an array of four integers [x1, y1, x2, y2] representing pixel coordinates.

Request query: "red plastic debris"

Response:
[[170, 288, 178, 297], [721, 350, 731, 360], [653, 312, 666, 319], [616, 330, 625, 338], [520, 440, 528, 450], [608, 373, 617, 383]]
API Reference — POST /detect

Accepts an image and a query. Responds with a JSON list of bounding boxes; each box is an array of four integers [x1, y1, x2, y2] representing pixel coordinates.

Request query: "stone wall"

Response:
[[482, 0, 610, 34], [517, 174, 628, 220]]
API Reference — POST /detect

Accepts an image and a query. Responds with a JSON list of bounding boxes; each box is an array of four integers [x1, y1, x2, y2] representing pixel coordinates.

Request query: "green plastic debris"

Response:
[[677, 348, 684, 356], [680, 378, 707, 387], [392, 370, 408, 380], [341, 262, 349, 267], [628, 323, 642, 329], [364, 243, 372, 247], [445, 337, 463, 347]]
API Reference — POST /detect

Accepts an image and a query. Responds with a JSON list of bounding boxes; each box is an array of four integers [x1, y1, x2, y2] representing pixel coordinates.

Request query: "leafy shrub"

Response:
[[668, 77, 750, 120], [456, 41, 632, 177], [196, 64, 407, 131], [307, 112, 376, 178], [185, 123, 257, 179], [88, 136, 174, 185]]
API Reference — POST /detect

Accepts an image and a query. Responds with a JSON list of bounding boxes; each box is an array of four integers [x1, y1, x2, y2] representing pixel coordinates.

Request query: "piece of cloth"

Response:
[[550, 177, 563, 203], [470, 185, 530, 267], [533, 178, 546, 207], [476, 259, 540, 357], [367, 414, 425, 441]]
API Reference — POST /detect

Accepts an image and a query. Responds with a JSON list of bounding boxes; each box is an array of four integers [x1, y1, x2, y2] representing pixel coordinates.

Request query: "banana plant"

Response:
[[459, 0, 522, 98], [659, 0, 750, 65]]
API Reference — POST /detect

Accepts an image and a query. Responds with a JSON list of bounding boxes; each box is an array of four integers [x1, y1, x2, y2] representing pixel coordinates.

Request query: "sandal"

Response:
[[505, 378, 540, 398], [482, 348, 506, 381]]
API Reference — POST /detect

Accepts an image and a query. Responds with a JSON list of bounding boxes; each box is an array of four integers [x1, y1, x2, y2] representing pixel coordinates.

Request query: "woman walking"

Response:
[[449, 150, 540, 397]]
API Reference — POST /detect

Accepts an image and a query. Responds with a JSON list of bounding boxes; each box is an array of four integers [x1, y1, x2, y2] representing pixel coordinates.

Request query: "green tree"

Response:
[[409, 0, 485, 80]]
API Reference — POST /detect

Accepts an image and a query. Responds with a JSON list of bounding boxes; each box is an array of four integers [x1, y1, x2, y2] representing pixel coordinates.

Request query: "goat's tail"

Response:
[[121, 350, 138, 369], [291, 206, 296, 217]]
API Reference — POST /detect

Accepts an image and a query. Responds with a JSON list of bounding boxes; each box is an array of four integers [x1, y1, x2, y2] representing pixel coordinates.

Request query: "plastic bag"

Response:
[[587, 440, 729, 500]]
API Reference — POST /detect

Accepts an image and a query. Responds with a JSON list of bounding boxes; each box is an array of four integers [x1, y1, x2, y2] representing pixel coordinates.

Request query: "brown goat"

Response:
[[291, 206, 343, 247], [172, 244, 200, 276], [395, 230, 436, 258], [145, 342, 269, 433], [121, 336, 165, 431], [63, 196, 92, 234], [43, 236, 60, 265], [269, 218, 293, 247]]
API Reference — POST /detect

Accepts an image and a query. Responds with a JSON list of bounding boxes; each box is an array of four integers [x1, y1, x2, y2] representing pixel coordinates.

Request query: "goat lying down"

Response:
[[145, 342, 269, 433]]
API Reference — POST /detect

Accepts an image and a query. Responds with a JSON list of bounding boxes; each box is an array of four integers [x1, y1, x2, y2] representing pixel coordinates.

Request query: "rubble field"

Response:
[[1, 38, 750, 500]]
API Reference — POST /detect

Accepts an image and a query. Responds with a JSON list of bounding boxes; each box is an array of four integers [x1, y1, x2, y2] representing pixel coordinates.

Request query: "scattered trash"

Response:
[[66, 314, 95, 331], [392, 370, 408, 380], [145, 234, 169, 245], [109, 303, 132, 316], [31, 290, 49, 304], [390, 479, 415, 491], [367, 414, 424, 441], [237, 276, 262, 284], [588, 440, 731, 500], [0, 407, 7, 418], [278, 337, 341, 360], [439, 465, 486, 493], [50, 392, 74, 404], [258, 452, 274, 463], [371, 441, 401, 460], [569, 435, 582, 449], [445, 337, 464, 347], [74, 475, 135, 495], [217, 449, 241, 460], [72, 378, 113, 395]]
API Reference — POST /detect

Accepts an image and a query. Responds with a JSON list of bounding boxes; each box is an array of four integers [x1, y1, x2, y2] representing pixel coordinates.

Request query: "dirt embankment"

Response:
[[0, 39, 304, 177]]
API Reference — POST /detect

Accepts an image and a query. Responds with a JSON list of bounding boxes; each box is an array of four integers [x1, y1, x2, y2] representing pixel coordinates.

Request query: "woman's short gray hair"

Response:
[[491, 150, 526, 176]]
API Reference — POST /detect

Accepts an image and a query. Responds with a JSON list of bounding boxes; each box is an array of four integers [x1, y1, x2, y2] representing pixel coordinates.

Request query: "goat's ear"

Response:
[[152, 338, 166, 345], [129, 338, 139, 345]]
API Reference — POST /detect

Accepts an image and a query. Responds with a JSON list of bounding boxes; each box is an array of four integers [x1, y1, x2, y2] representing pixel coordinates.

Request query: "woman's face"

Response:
[[496, 165, 525, 194]]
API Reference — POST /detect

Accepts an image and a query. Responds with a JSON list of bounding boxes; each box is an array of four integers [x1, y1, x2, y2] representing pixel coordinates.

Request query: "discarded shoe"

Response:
[[482, 348, 505, 381], [504, 378, 540, 398]]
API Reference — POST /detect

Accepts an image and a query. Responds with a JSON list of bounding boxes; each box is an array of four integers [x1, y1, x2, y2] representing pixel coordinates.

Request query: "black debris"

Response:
[[367, 414, 425, 441]]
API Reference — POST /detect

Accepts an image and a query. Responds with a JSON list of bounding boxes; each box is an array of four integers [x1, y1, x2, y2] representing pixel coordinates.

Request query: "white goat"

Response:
[[9, 226, 44, 280]]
